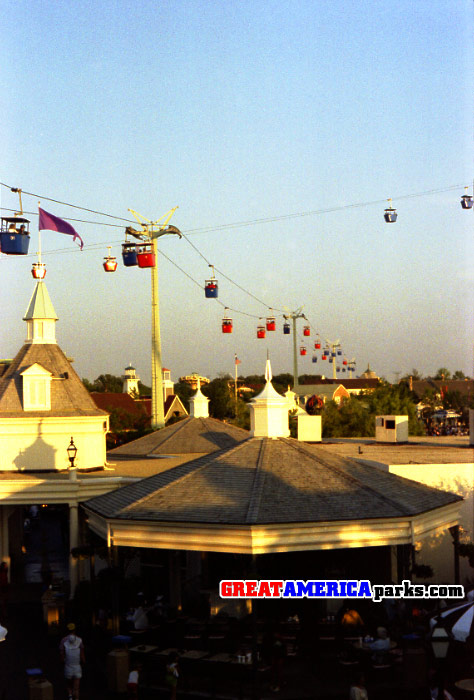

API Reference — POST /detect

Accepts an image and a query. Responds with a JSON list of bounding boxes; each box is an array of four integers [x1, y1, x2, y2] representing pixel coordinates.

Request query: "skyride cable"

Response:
[[1, 179, 466, 350]]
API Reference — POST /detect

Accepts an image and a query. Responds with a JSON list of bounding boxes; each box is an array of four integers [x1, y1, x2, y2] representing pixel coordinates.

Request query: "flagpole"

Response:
[[234, 355, 238, 407]]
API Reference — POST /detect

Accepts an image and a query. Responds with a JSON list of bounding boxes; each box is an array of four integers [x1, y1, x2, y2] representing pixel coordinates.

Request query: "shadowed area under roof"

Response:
[[108, 416, 249, 456]]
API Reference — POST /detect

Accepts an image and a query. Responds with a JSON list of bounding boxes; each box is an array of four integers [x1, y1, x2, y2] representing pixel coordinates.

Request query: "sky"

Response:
[[1, 0, 473, 386]]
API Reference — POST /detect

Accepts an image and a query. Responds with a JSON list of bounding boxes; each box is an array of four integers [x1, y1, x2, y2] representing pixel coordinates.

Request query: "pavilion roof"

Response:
[[108, 415, 249, 457], [86, 437, 461, 525]]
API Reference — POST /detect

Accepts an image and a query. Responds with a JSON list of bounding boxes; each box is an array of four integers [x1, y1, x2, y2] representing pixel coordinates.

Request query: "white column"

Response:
[[69, 503, 79, 597]]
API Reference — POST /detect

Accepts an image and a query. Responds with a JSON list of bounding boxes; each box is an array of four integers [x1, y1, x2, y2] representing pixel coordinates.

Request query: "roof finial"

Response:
[[265, 352, 272, 383]]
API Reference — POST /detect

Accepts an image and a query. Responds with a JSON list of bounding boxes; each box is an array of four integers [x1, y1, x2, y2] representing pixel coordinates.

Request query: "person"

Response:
[[130, 604, 148, 630], [127, 662, 142, 699], [59, 623, 85, 700], [368, 626, 391, 664], [165, 652, 179, 700], [350, 673, 368, 700]]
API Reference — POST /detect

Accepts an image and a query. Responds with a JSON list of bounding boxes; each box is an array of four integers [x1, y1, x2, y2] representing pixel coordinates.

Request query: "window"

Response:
[[386, 419, 396, 430], [21, 364, 52, 411]]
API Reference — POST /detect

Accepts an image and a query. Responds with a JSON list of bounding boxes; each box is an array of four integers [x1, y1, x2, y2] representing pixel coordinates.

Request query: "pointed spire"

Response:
[[23, 281, 58, 344], [190, 377, 209, 418], [250, 357, 290, 438], [265, 352, 272, 383]]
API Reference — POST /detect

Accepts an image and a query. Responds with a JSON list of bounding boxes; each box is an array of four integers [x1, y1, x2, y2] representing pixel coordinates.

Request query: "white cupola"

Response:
[[189, 378, 210, 418], [250, 359, 290, 438], [23, 281, 58, 344]]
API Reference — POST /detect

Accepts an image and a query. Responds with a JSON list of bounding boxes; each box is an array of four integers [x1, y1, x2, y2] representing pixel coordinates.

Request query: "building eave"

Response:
[[83, 500, 461, 555]]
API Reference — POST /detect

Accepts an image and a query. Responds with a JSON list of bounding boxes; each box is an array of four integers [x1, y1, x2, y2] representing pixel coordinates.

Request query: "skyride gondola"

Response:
[[461, 186, 473, 210], [0, 189, 30, 255], [384, 198, 397, 223], [205, 265, 218, 298]]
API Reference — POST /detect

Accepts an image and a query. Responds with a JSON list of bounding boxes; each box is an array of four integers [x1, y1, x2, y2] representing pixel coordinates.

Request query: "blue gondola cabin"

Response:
[[0, 217, 30, 255], [122, 242, 138, 267], [205, 280, 218, 298]]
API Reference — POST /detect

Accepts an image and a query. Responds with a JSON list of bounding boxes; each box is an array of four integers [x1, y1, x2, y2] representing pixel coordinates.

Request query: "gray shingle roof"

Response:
[[86, 437, 461, 525], [0, 343, 107, 417], [108, 416, 249, 456]]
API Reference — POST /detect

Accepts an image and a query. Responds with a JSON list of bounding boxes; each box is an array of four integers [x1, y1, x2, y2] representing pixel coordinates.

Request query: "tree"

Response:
[[273, 373, 294, 389], [82, 373, 123, 393], [202, 378, 234, 420], [452, 370, 467, 380], [173, 381, 194, 411], [433, 367, 452, 380], [321, 382, 425, 438], [400, 368, 423, 381]]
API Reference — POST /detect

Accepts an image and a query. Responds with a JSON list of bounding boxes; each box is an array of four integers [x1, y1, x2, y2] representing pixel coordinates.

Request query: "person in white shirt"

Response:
[[59, 623, 85, 700], [350, 673, 368, 700]]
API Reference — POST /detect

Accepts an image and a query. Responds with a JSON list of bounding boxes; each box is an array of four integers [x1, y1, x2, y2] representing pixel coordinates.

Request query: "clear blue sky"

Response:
[[1, 0, 473, 384]]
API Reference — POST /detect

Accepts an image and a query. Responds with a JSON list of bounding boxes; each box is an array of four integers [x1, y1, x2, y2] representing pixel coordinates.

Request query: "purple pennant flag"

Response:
[[38, 207, 84, 249]]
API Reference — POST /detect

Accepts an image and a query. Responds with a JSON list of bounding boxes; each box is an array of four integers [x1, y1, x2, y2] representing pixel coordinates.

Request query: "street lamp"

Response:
[[67, 437, 77, 480], [430, 618, 450, 699]]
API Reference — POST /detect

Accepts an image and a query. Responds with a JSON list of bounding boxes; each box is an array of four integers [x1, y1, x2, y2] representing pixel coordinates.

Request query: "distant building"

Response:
[[297, 383, 350, 406], [360, 364, 379, 380], [295, 376, 380, 404], [122, 364, 140, 396], [93, 366, 187, 428], [162, 368, 174, 400], [0, 280, 109, 472], [179, 373, 210, 390]]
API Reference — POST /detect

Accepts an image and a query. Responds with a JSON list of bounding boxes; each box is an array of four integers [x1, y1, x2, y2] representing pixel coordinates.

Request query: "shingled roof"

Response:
[[87, 437, 461, 525], [108, 415, 249, 456], [0, 343, 107, 417]]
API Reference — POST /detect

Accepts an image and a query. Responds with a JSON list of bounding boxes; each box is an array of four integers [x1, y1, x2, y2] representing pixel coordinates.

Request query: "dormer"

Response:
[[20, 363, 52, 411]]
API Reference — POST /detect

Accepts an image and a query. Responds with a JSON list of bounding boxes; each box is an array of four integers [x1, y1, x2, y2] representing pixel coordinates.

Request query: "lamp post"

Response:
[[67, 437, 77, 481], [431, 619, 450, 699]]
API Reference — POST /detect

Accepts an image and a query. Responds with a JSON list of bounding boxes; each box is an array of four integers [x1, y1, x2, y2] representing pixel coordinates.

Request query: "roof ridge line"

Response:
[[122, 438, 253, 513], [245, 439, 268, 524], [148, 415, 193, 451], [280, 439, 410, 516]]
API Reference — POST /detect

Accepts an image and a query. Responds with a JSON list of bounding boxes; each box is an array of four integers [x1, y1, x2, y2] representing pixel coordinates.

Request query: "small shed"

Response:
[[375, 415, 408, 443]]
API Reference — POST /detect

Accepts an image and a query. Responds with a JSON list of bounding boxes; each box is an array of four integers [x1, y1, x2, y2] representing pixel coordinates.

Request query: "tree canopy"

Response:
[[322, 382, 425, 438]]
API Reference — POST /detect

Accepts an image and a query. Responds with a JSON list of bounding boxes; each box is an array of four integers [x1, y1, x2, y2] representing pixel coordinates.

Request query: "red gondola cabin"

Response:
[[31, 263, 46, 279], [303, 325, 310, 336], [257, 326, 266, 339], [266, 316, 276, 331], [300, 346, 307, 356], [103, 247, 118, 272], [137, 244, 156, 268], [222, 310, 233, 334]]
